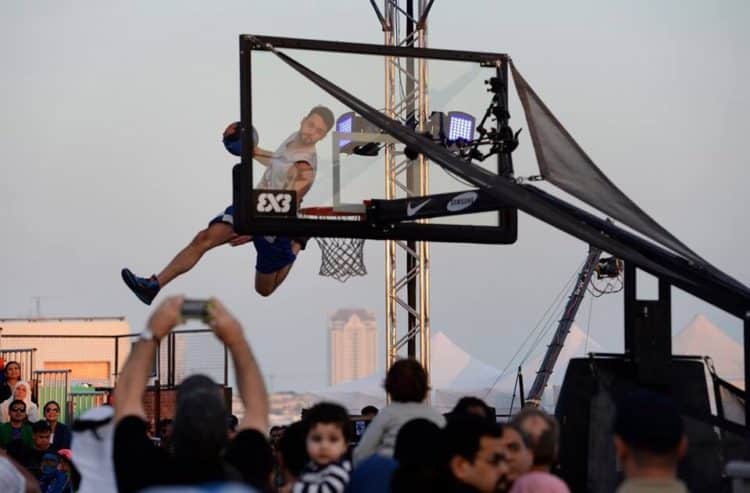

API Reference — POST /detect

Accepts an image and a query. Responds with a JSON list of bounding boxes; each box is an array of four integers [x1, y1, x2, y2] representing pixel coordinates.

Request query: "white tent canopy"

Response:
[[309, 327, 603, 413], [309, 331, 512, 413], [673, 314, 745, 389]]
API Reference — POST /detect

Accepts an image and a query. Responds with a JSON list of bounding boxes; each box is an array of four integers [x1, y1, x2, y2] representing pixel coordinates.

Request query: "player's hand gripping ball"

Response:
[[223, 121, 259, 156]]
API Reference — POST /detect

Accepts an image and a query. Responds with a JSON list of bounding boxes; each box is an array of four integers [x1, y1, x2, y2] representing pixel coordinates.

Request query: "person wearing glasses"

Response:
[[0, 381, 39, 423], [443, 417, 509, 493], [0, 399, 33, 448], [43, 400, 72, 450]]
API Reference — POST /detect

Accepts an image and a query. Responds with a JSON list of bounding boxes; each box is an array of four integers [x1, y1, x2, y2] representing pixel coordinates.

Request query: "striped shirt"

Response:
[[292, 459, 351, 493]]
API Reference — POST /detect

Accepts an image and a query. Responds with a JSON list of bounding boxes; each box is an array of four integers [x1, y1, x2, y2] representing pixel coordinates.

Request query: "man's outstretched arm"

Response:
[[253, 147, 274, 166], [285, 161, 315, 204], [207, 299, 269, 434], [114, 296, 183, 423]]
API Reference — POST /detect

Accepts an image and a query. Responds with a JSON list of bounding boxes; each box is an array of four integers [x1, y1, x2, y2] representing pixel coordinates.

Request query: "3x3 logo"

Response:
[[253, 190, 297, 216]]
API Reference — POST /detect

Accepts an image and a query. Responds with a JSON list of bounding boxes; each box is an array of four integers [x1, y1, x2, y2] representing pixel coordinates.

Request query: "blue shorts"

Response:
[[210, 205, 297, 274]]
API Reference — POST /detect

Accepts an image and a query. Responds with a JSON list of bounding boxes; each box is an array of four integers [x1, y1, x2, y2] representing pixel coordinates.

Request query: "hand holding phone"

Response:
[[205, 299, 245, 347], [147, 296, 185, 340], [181, 299, 211, 321]]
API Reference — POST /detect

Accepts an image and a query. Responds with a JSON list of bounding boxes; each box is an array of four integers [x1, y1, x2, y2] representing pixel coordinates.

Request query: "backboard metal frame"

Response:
[[232, 34, 517, 244]]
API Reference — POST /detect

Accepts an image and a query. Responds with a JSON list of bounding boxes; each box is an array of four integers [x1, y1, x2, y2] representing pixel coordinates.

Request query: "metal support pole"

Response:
[[417, 0, 431, 379], [169, 333, 176, 386], [518, 366, 526, 408], [114, 336, 119, 384], [382, 0, 431, 386], [167, 335, 173, 386], [406, 0, 417, 359], [744, 311, 750, 432], [384, 7, 398, 373], [154, 378, 161, 433], [154, 337, 162, 433], [224, 344, 229, 387]]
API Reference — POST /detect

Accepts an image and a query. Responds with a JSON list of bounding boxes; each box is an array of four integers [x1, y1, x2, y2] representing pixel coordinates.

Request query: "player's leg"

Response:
[[155, 222, 237, 287], [122, 207, 239, 305], [253, 239, 304, 297]]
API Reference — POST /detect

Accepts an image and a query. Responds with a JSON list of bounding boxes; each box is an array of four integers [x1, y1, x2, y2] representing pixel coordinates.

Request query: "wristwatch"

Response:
[[138, 327, 158, 343]]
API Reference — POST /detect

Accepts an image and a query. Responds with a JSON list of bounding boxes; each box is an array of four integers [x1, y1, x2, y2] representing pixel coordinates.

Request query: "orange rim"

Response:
[[299, 201, 369, 218], [299, 207, 364, 218]]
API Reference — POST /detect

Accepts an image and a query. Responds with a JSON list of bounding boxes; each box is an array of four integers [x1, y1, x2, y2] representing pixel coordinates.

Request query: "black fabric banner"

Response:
[[510, 62, 704, 266]]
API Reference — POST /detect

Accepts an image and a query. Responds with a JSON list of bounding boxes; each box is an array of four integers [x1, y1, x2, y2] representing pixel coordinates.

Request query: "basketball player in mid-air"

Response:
[[122, 105, 335, 305]]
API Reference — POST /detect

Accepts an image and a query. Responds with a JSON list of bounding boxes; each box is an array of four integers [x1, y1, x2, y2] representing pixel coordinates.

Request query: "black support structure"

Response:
[[234, 34, 750, 432]]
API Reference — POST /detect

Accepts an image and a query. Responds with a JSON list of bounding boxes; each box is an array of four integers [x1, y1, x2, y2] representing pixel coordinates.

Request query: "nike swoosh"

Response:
[[407, 199, 431, 217]]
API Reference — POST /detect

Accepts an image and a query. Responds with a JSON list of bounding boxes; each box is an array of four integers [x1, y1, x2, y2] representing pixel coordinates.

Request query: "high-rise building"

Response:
[[328, 309, 377, 385]]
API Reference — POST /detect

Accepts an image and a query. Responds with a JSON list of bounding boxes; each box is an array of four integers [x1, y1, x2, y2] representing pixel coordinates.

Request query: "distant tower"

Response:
[[328, 309, 377, 385]]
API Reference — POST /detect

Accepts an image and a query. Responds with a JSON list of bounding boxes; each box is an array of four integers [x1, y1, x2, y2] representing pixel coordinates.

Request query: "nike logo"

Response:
[[406, 199, 431, 217]]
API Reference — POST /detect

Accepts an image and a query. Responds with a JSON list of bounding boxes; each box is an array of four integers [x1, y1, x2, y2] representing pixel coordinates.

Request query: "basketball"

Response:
[[222, 121, 259, 156]]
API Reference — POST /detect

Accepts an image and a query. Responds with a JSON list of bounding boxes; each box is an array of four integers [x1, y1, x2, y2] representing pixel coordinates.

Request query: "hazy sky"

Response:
[[2, 1, 748, 392]]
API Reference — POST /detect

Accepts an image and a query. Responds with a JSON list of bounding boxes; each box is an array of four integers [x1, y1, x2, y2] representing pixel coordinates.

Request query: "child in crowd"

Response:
[[293, 402, 352, 493], [352, 358, 446, 465], [38, 451, 73, 493]]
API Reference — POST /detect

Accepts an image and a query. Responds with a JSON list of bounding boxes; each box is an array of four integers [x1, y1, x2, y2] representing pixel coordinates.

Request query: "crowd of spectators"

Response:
[[0, 297, 695, 492], [0, 360, 77, 492]]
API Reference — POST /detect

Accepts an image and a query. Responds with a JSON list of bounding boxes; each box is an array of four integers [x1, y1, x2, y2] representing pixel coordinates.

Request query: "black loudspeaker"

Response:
[[627, 299, 672, 386], [623, 263, 672, 387], [555, 355, 725, 493]]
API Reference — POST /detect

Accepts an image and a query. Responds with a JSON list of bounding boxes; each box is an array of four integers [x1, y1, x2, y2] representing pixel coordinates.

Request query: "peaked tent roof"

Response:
[[429, 332, 503, 389], [310, 331, 511, 413], [673, 314, 744, 387]]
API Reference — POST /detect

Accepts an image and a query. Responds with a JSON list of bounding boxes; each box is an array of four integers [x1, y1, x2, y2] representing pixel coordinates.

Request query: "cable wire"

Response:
[[519, 264, 582, 365], [483, 260, 585, 399]]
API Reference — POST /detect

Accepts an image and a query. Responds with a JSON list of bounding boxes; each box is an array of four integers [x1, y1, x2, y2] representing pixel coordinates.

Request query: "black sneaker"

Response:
[[121, 268, 160, 305]]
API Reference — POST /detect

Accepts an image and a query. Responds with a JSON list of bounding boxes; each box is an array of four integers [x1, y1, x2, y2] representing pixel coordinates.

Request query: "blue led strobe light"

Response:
[[336, 112, 354, 148], [447, 112, 475, 142]]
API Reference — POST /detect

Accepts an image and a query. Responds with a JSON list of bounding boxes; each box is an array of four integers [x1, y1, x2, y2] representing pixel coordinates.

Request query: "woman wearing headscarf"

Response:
[[0, 381, 40, 423]]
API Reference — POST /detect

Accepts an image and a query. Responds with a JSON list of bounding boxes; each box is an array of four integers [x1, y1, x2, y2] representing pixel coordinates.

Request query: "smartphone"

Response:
[[354, 419, 368, 437], [181, 299, 210, 320]]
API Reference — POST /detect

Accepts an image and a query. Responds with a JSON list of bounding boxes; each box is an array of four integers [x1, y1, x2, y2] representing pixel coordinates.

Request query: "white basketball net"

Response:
[[299, 210, 367, 282]]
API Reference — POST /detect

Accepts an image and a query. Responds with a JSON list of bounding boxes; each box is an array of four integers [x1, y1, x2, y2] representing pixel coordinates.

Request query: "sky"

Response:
[[2, 1, 748, 392]]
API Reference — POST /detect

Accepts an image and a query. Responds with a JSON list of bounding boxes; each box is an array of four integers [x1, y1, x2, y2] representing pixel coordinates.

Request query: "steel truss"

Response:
[[379, 0, 431, 375]]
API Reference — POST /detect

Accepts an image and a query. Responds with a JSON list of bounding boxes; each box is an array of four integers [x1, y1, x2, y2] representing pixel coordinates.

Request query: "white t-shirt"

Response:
[[257, 132, 317, 190]]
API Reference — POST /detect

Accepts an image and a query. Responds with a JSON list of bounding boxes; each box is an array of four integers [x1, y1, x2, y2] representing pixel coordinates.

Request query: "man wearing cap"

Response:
[[113, 296, 272, 492], [613, 389, 689, 493]]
